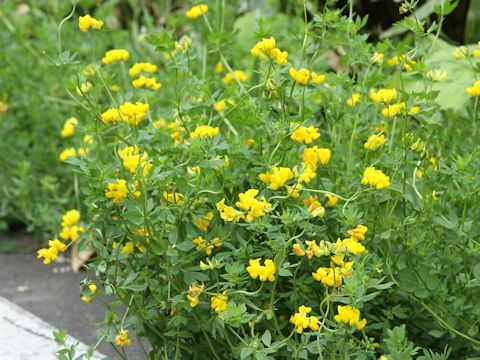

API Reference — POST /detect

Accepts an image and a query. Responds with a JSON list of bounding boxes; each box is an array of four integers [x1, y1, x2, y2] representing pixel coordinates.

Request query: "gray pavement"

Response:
[[0, 232, 147, 359]]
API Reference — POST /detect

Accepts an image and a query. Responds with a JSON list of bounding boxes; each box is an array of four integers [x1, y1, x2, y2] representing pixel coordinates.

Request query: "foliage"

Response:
[[5, 0, 480, 359]]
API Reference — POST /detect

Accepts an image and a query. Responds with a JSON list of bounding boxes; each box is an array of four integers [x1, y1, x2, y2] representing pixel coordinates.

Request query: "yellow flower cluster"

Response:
[[381, 102, 405, 117], [189, 125, 219, 139], [289, 306, 320, 334], [78, 15, 104, 32], [221, 70, 248, 85], [334, 305, 367, 330], [132, 75, 162, 91], [466, 80, 480, 96], [216, 199, 245, 223], [187, 282, 204, 307], [303, 195, 325, 217], [259, 166, 293, 190], [290, 125, 320, 144], [211, 291, 228, 313], [236, 189, 272, 222], [119, 101, 149, 125], [81, 284, 97, 304], [186, 4, 208, 19], [371, 52, 384, 64], [61, 117, 78, 138], [361, 166, 390, 189], [369, 88, 397, 103], [246, 258, 276, 282], [193, 212, 214, 232], [115, 329, 132, 347], [118, 146, 152, 176], [289, 68, 326, 85], [347, 224, 368, 241], [386, 54, 416, 72], [129, 62, 157, 77], [193, 236, 222, 256], [105, 179, 128, 204], [37, 239, 67, 265], [293, 239, 330, 259], [59, 147, 77, 162], [364, 134, 385, 151], [250, 37, 288, 66], [60, 209, 84, 242], [102, 49, 130, 65], [312, 263, 353, 287]]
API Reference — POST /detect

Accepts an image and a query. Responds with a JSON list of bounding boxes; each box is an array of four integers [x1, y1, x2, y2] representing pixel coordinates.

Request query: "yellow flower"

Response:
[[214, 99, 234, 112], [102, 49, 130, 65], [216, 199, 245, 223], [100, 108, 120, 124], [119, 101, 149, 125], [290, 306, 320, 333], [193, 236, 222, 256], [250, 37, 288, 66], [211, 291, 228, 313], [193, 212, 214, 232], [115, 329, 132, 347], [163, 191, 184, 204], [246, 258, 276, 282], [129, 62, 157, 77], [61, 117, 78, 138], [78, 15, 104, 32], [259, 167, 293, 190], [371, 52, 384, 64], [222, 70, 248, 85], [466, 80, 480, 96], [118, 146, 152, 175], [186, 4, 208, 19], [0, 101, 8, 113], [361, 166, 390, 190], [214, 62, 225, 73], [290, 125, 320, 144], [347, 225, 368, 241], [82, 64, 96, 77], [334, 305, 367, 330], [289, 68, 310, 85], [175, 35, 192, 53], [368, 88, 397, 103], [334, 237, 366, 255], [132, 76, 162, 91], [105, 179, 128, 204], [302, 146, 331, 169], [61, 209, 80, 227], [426, 70, 447, 82], [409, 105, 420, 115], [81, 296, 91, 304], [303, 196, 325, 217], [59, 148, 77, 162], [325, 193, 339, 207], [187, 282, 204, 307], [189, 125, 219, 139], [76, 82, 93, 96], [287, 183, 302, 198], [236, 189, 272, 222], [311, 72, 326, 85], [452, 46, 467, 59], [88, 284, 97, 295], [305, 240, 330, 258], [347, 93, 361, 107], [166, 122, 185, 145], [381, 102, 405, 117], [36, 239, 67, 265], [364, 134, 386, 151]]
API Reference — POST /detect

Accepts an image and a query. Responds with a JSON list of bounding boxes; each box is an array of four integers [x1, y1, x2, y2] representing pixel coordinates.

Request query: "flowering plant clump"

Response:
[[34, 0, 480, 359]]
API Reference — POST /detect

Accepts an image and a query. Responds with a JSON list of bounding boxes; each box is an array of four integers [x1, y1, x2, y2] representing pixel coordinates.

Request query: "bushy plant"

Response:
[[35, 1, 480, 359]]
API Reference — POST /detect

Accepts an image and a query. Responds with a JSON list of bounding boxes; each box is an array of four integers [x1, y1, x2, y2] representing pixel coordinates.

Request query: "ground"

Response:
[[0, 231, 146, 359]]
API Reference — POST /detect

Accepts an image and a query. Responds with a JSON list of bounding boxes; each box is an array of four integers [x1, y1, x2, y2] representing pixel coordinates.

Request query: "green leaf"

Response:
[[261, 330, 271, 347]]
